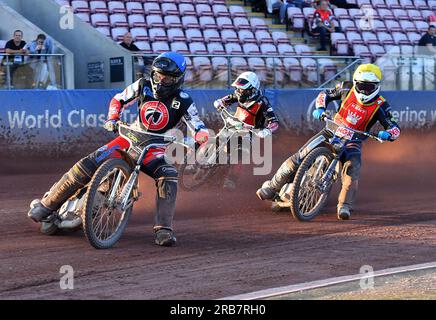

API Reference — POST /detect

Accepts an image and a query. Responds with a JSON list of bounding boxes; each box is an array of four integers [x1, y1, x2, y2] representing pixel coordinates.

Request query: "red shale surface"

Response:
[[0, 130, 435, 299]]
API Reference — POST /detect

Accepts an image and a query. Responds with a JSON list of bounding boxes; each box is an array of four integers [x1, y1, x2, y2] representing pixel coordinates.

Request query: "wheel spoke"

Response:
[[298, 154, 332, 216], [90, 168, 129, 242]]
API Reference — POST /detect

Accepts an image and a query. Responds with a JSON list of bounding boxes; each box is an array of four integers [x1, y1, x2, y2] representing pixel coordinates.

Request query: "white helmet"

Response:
[[231, 71, 261, 107], [352, 64, 382, 104]]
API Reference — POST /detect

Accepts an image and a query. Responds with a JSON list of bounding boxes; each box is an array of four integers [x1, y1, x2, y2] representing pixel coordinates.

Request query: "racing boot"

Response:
[[337, 157, 360, 221], [28, 158, 96, 222], [337, 206, 351, 220], [154, 228, 177, 247], [256, 157, 298, 201], [256, 180, 278, 200], [154, 175, 178, 247], [28, 201, 54, 223]]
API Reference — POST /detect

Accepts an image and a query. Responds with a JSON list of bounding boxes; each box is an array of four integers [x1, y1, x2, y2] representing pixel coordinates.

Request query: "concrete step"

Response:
[[247, 12, 265, 17], [225, 0, 314, 53], [226, 0, 244, 5]]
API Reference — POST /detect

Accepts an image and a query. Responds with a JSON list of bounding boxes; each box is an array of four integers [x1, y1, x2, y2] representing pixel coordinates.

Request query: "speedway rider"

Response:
[[256, 64, 401, 220], [213, 71, 279, 189], [28, 52, 209, 247]]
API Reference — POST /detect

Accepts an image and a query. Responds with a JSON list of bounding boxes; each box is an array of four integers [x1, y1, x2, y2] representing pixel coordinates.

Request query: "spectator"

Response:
[[328, 0, 358, 9], [119, 32, 149, 80], [4, 30, 28, 87], [266, 0, 282, 15], [120, 32, 140, 51], [27, 34, 58, 89], [418, 26, 436, 55], [311, 0, 341, 51], [249, 0, 266, 12], [279, 0, 313, 24], [429, 12, 436, 23]]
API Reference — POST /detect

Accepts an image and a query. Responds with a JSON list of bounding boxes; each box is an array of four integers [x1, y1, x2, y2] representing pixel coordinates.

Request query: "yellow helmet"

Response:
[[352, 64, 382, 104]]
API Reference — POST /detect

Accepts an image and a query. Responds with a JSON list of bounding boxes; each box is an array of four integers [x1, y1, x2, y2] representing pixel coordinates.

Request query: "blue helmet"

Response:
[[150, 52, 187, 100]]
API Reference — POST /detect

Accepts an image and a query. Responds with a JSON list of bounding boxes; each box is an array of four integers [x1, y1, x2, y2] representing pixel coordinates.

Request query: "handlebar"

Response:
[[217, 107, 255, 132], [116, 121, 191, 149], [321, 115, 383, 143]]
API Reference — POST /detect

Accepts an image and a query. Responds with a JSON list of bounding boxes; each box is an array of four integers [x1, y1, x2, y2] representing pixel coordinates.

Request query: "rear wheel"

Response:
[[82, 159, 133, 249], [290, 147, 334, 221]]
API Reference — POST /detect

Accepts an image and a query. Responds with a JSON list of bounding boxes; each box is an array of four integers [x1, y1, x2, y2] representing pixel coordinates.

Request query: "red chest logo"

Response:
[[336, 92, 380, 130], [235, 104, 261, 126], [139, 101, 169, 131]]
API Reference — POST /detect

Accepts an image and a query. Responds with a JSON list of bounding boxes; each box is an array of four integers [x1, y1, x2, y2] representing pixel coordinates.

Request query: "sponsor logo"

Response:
[[140, 101, 170, 131], [346, 111, 363, 125], [126, 132, 139, 144], [315, 93, 326, 108], [238, 110, 249, 121], [387, 126, 401, 139], [179, 91, 189, 99], [335, 126, 354, 140], [143, 86, 153, 97]]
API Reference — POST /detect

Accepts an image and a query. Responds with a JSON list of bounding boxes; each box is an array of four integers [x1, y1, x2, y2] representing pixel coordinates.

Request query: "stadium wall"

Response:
[[1, 89, 435, 155], [1, 0, 133, 89]]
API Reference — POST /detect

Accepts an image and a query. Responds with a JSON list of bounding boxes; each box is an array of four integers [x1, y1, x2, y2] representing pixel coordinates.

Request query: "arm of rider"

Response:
[[213, 99, 226, 111], [313, 82, 352, 121], [104, 79, 143, 132], [315, 82, 349, 110], [376, 101, 401, 142], [312, 108, 326, 120], [214, 94, 237, 111], [103, 119, 119, 133], [183, 102, 209, 145], [107, 79, 142, 122], [255, 96, 279, 139]]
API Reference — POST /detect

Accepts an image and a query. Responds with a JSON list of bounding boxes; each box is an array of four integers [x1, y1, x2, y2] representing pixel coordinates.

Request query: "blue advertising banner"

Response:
[[0, 89, 435, 151]]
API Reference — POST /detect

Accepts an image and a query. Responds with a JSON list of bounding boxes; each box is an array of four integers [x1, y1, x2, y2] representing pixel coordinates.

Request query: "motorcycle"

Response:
[[178, 107, 255, 191], [30, 121, 188, 249], [272, 115, 384, 221]]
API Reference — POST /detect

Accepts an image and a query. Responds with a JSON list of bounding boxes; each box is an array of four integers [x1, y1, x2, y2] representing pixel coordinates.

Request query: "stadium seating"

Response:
[[53, 0, 436, 87], [285, 0, 436, 59]]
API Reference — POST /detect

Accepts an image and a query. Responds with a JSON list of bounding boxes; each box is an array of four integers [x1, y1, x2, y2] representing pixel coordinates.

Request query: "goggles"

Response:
[[354, 81, 379, 95], [152, 71, 179, 87]]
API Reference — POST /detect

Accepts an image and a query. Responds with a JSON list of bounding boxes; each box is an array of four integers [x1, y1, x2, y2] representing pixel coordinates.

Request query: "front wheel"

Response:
[[179, 144, 221, 191], [82, 158, 133, 249], [290, 147, 334, 221]]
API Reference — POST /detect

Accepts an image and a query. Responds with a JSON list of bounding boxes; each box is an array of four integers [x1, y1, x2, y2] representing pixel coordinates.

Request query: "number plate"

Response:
[[335, 127, 354, 140]]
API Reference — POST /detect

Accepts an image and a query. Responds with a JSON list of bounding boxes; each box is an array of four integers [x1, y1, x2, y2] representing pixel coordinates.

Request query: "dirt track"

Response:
[[0, 130, 435, 299]]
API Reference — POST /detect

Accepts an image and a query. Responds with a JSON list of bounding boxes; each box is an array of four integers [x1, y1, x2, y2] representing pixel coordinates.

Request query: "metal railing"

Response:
[[131, 53, 360, 89], [376, 54, 436, 91], [0, 53, 65, 90]]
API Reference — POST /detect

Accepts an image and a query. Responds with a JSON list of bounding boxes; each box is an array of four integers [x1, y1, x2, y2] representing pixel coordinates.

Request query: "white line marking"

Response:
[[219, 261, 436, 300]]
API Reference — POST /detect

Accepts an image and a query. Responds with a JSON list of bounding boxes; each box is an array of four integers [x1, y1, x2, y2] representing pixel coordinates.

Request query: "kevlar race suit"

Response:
[[215, 93, 279, 188], [261, 81, 401, 212], [36, 78, 207, 232]]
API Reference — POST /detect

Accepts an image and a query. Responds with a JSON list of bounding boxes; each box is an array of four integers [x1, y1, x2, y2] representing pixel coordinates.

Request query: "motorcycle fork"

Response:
[[116, 146, 148, 212], [319, 157, 339, 192]]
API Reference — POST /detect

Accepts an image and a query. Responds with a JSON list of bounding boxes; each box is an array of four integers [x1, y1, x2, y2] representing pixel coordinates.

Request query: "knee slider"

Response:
[[154, 165, 178, 199], [157, 178, 178, 200]]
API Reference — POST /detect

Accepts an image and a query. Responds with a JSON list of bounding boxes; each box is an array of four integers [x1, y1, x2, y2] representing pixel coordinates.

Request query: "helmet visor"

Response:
[[355, 81, 379, 96], [152, 71, 179, 87], [233, 78, 251, 90]]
